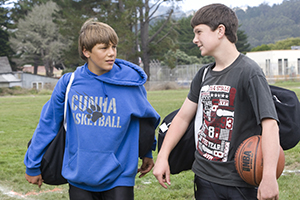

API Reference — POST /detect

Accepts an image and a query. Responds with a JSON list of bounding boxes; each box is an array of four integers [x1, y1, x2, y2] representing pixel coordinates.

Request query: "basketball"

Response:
[[234, 135, 285, 186]]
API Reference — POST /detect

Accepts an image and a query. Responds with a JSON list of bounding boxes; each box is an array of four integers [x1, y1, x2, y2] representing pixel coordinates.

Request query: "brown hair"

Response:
[[191, 3, 238, 43], [78, 19, 119, 61]]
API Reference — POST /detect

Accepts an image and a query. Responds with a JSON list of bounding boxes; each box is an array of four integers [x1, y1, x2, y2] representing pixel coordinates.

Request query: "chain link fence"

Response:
[[146, 63, 203, 90]]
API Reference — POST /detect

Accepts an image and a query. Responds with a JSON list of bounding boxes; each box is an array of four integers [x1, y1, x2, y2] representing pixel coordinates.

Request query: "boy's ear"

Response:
[[82, 48, 90, 58], [217, 24, 226, 38]]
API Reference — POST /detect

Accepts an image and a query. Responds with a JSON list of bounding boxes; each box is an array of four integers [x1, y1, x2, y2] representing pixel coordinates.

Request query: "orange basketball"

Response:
[[234, 135, 285, 186]]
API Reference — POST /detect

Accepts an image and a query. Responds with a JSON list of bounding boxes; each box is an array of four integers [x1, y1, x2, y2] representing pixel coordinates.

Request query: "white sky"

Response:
[[3, 0, 284, 12], [179, 0, 284, 11]]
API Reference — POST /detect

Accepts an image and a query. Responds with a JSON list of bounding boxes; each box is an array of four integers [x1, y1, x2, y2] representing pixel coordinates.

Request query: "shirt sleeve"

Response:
[[188, 67, 204, 103], [247, 74, 278, 125]]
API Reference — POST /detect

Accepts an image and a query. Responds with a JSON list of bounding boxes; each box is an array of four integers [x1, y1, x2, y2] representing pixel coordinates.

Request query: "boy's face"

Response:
[[83, 43, 117, 76], [193, 24, 219, 57]]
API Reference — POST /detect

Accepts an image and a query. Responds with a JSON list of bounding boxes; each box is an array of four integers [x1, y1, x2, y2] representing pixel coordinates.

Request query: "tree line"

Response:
[[1, 0, 299, 79], [236, 0, 300, 48]]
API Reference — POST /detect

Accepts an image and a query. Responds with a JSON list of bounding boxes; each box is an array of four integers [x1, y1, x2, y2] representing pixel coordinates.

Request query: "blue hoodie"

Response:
[[24, 59, 160, 192]]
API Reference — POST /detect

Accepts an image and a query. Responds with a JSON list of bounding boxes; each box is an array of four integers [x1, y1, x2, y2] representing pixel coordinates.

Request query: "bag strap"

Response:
[[202, 65, 209, 82], [63, 73, 75, 131], [194, 65, 210, 147]]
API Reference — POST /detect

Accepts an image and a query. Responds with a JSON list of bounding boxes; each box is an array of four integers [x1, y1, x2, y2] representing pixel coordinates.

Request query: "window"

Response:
[[265, 59, 270, 76], [284, 59, 288, 75], [278, 59, 282, 75], [32, 81, 43, 89], [32, 82, 37, 89], [298, 58, 300, 75]]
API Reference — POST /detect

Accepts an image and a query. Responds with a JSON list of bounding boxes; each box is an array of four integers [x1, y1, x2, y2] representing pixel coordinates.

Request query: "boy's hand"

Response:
[[138, 157, 154, 178], [153, 157, 171, 189], [25, 173, 43, 188], [257, 176, 279, 200]]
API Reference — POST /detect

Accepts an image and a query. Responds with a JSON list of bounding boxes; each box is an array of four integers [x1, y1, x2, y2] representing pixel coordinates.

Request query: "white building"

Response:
[[0, 56, 59, 89], [246, 50, 300, 82], [0, 56, 22, 88]]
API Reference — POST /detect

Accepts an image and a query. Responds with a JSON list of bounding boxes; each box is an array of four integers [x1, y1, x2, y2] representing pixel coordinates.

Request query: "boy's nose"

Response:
[[108, 47, 115, 55], [192, 36, 198, 44]]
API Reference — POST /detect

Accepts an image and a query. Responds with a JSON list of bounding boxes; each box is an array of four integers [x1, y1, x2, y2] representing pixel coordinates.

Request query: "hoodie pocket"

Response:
[[65, 150, 123, 186]]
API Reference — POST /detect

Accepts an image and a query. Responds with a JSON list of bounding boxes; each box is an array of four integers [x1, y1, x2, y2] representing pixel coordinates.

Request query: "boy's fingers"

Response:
[[158, 174, 171, 189], [165, 174, 171, 186], [38, 178, 43, 188]]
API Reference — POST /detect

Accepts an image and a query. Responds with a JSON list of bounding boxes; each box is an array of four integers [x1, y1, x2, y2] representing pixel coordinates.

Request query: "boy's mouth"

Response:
[[106, 59, 115, 64]]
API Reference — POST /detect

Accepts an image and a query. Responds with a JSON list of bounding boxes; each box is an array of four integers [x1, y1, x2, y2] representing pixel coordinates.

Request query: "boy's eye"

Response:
[[193, 29, 201, 34]]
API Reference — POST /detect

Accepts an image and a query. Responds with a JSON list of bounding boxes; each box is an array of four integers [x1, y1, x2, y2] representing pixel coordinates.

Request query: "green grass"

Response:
[[0, 85, 300, 199]]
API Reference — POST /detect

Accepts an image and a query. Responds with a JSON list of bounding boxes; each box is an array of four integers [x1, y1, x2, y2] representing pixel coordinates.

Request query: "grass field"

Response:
[[0, 83, 300, 199]]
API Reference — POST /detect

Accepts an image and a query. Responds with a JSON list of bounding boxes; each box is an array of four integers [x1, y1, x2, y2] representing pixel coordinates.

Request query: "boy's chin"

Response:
[[201, 52, 208, 57]]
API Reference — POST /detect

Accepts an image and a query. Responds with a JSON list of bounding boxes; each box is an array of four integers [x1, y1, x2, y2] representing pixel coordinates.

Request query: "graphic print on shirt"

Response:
[[197, 84, 236, 162], [71, 91, 122, 128]]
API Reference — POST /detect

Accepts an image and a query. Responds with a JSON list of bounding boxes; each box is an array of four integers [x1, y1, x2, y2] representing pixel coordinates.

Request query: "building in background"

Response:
[[0, 56, 59, 89], [246, 49, 300, 82], [0, 56, 22, 88]]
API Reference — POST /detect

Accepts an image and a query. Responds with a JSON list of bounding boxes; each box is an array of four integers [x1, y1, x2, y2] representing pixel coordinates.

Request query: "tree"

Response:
[[251, 44, 271, 52], [9, 0, 49, 28], [52, 0, 183, 80], [138, 0, 179, 80], [148, 17, 178, 61], [236, 28, 251, 53], [10, 1, 70, 76], [0, 0, 16, 70], [251, 37, 300, 51], [52, 0, 138, 68], [269, 37, 300, 50], [162, 49, 200, 69], [236, 1, 300, 47], [175, 15, 200, 58]]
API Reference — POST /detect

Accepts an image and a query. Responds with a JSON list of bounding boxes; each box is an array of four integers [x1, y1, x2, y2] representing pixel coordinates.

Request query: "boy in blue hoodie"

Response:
[[24, 19, 160, 200]]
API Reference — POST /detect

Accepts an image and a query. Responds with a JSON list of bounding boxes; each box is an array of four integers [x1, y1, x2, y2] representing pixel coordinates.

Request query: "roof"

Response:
[[0, 73, 21, 83], [0, 56, 12, 73]]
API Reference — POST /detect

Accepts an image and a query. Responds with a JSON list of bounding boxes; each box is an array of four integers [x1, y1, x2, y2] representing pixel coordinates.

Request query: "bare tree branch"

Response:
[[149, 9, 173, 43]]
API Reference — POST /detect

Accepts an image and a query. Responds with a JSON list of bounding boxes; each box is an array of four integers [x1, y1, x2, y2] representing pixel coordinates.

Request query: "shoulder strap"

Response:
[[63, 73, 75, 131], [194, 64, 210, 147], [202, 65, 209, 82]]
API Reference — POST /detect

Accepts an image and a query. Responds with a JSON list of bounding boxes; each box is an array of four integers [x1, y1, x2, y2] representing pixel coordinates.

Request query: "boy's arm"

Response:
[[153, 98, 197, 188], [257, 118, 280, 200], [24, 73, 71, 182]]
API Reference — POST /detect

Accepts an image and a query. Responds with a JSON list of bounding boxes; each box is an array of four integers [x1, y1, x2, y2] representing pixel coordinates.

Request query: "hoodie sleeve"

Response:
[[137, 86, 160, 158], [24, 73, 72, 176]]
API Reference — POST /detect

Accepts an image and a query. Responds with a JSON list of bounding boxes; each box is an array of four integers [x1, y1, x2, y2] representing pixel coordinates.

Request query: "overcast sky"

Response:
[[179, 0, 284, 11], [3, 0, 285, 12]]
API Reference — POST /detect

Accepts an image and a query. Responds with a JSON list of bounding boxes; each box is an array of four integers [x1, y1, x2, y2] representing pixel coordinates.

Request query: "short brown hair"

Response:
[[78, 19, 119, 61], [191, 4, 238, 43]]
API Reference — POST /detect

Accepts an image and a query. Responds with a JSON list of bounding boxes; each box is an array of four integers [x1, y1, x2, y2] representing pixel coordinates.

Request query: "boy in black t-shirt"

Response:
[[153, 3, 280, 200]]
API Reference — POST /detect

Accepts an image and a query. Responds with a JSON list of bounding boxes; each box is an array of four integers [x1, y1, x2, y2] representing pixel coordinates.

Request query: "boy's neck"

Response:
[[212, 43, 240, 72]]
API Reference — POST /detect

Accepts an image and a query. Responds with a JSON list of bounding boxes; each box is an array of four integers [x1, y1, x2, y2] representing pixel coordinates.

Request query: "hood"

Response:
[[95, 58, 147, 86]]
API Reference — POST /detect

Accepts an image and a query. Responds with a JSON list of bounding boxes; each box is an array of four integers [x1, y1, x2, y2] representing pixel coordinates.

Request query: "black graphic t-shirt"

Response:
[[188, 54, 278, 187]]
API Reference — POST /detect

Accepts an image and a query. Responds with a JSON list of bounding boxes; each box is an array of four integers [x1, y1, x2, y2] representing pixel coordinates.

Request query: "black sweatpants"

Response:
[[194, 175, 258, 200], [69, 184, 134, 200]]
